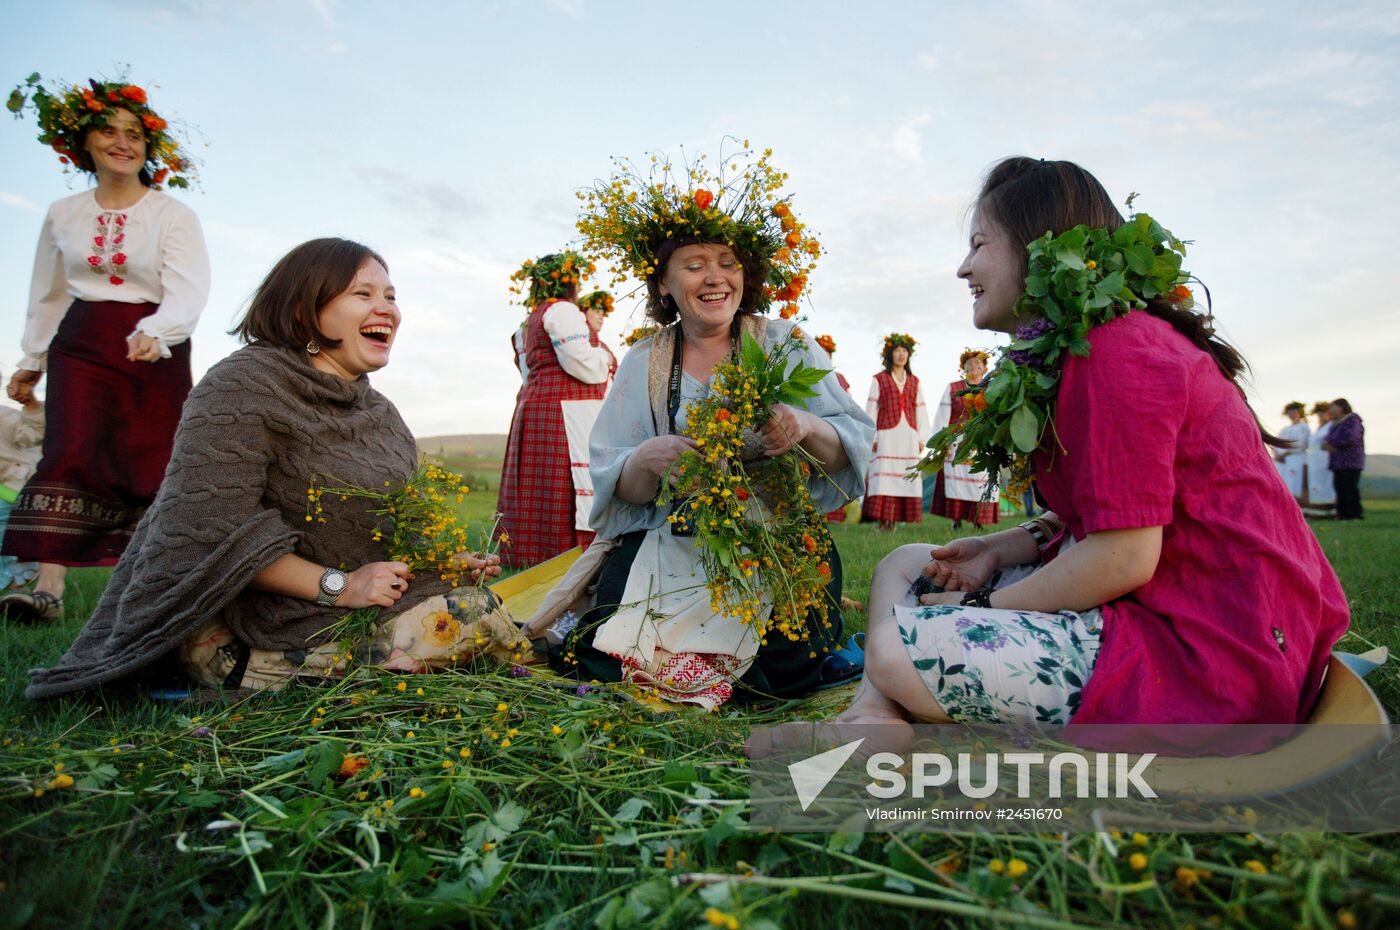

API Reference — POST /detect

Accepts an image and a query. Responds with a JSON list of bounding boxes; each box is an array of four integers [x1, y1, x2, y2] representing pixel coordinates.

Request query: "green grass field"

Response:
[[1, 493, 1397, 929]]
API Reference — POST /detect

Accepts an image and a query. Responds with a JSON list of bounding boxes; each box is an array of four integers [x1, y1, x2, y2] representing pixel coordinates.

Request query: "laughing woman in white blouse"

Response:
[[1, 74, 209, 622]]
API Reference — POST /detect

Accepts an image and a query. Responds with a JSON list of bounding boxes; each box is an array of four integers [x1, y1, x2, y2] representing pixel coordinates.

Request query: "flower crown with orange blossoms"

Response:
[[883, 333, 917, 357], [8, 71, 198, 190], [815, 334, 837, 355], [959, 348, 991, 369], [575, 139, 821, 319], [577, 289, 614, 316], [509, 251, 594, 307], [623, 324, 661, 346]]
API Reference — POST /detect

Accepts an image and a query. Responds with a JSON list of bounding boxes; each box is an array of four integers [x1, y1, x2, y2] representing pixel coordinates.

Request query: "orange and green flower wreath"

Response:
[[882, 332, 917, 358], [8, 71, 199, 189], [657, 330, 837, 645], [576, 139, 821, 319], [509, 251, 594, 306], [577, 290, 614, 316], [916, 212, 1194, 495]]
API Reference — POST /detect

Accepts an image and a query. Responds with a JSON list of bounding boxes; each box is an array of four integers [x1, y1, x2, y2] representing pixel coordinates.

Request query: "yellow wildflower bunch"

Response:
[[576, 139, 820, 317], [658, 332, 836, 642], [309, 461, 476, 587], [623, 325, 661, 346]]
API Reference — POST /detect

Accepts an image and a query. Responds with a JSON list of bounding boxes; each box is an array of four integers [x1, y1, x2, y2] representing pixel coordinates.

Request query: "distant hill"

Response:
[[1363, 453, 1400, 498], [417, 434, 508, 461], [418, 434, 508, 493]]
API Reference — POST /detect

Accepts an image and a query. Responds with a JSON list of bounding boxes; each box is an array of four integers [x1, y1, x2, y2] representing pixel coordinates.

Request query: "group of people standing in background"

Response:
[[1274, 399, 1367, 521], [851, 338, 1001, 532]]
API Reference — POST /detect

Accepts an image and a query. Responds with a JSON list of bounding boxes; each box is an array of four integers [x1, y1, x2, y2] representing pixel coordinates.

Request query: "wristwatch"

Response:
[[316, 567, 348, 607]]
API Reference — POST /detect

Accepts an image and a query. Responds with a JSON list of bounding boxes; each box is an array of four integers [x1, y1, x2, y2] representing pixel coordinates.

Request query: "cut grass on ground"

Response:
[[1, 499, 1397, 929]]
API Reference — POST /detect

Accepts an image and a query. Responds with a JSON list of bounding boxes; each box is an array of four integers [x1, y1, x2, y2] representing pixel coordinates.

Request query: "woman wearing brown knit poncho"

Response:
[[28, 239, 515, 699]]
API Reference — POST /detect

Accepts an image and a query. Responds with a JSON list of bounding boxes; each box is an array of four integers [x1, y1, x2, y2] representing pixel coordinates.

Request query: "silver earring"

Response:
[[306, 340, 320, 355]]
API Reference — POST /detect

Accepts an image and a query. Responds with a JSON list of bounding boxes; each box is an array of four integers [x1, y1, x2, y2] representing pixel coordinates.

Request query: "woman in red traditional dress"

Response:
[[861, 333, 930, 529], [496, 254, 614, 567], [930, 349, 1001, 528], [1, 73, 209, 622]]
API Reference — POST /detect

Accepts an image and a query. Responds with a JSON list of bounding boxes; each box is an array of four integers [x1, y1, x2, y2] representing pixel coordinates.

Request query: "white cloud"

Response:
[[0, 192, 41, 213], [548, 0, 585, 18], [307, 0, 334, 28], [888, 113, 932, 164]]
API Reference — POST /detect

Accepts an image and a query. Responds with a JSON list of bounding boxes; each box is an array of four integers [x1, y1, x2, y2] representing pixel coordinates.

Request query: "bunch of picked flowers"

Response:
[[307, 462, 502, 650], [658, 331, 837, 644]]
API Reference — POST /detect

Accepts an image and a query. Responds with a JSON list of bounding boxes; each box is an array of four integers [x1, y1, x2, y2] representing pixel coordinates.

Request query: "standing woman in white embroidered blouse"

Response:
[[1, 74, 209, 622]]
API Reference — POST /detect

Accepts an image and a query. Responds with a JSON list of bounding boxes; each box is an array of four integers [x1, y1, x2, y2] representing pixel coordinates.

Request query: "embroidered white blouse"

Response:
[[542, 300, 612, 384], [20, 188, 211, 371]]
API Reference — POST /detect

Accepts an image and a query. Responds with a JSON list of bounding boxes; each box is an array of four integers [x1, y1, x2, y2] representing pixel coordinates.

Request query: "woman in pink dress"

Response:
[[838, 157, 1347, 730]]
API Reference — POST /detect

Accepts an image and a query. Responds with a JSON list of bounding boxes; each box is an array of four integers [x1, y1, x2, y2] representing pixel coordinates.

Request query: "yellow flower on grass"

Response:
[[1243, 860, 1268, 874], [406, 731, 416, 739], [396, 681, 407, 692], [500, 738, 512, 748], [1006, 858, 1028, 879], [459, 747, 473, 759], [1132, 832, 1149, 846], [46, 773, 74, 790], [704, 908, 739, 929], [409, 787, 425, 799], [496, 703, 508, 713], [987, 858, 1005, 874], [1129, 852, 1148, 871], [551, 725, 563, 736]]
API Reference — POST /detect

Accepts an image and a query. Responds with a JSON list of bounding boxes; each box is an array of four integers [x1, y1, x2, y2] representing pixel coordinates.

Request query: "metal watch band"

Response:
[[316, 567, 347, 607], [1019, 518, 1050, 547]]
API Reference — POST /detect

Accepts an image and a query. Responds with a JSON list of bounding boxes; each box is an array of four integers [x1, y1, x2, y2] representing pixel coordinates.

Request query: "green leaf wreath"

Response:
[[917, 212, 1193, 493]]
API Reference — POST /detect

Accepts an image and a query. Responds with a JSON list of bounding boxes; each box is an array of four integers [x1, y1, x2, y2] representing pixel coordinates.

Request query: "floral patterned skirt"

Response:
[[895, 564, 1102, 725], [179, 587, 532, 692]]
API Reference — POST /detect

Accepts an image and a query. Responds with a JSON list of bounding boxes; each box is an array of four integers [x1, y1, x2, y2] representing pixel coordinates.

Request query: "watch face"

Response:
[[323, 571, 347, 593]]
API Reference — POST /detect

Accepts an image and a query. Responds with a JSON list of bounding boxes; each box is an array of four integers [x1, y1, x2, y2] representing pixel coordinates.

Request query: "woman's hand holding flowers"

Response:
[[636, 434, 698, 481], [452, 551, 501, 583], [343, 560, 413, 608], [759, 403, 812, 457]]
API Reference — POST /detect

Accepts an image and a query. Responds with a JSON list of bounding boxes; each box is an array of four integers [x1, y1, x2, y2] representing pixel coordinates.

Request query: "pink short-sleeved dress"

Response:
[[896, 311, 1349, 726]]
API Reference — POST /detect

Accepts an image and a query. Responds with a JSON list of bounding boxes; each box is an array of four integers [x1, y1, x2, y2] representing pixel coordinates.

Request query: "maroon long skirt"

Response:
[[929, 472, 1001, 526], [1, 300, 192, 566]]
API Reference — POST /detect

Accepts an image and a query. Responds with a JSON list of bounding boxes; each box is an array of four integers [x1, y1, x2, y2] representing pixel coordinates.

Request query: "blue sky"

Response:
[[3, 0, 1397, 451]]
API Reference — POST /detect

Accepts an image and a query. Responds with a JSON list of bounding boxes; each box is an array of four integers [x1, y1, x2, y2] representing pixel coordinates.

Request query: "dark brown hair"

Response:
[[232, 238, 388, 350], [644, 237, 768, 325], [74, 107, 156, 187], [976, 156, 1282, 446], [881, 342, 914, 376], [1330, 397, 1353, 416]]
